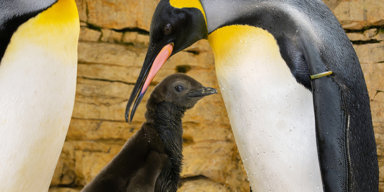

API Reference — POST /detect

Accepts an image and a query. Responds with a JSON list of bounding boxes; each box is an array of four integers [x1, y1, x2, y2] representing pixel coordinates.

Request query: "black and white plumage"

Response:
[[125, 0, 379, 191], [0, 0, 79, 191]]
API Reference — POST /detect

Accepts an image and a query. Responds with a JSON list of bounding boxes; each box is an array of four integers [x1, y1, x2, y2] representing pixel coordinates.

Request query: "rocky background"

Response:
[[49, 0, 384, 191]]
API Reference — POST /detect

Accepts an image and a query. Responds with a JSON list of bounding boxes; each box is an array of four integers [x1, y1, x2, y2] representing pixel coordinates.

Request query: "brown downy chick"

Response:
[[81, 73, 217, 192]]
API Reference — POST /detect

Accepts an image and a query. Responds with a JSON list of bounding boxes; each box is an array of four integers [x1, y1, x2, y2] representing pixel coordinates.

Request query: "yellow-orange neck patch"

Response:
[[208, 25, 281, 68], [35, 0, 79, 25], [169, 0, 207, 25], [2, 0, 79, 65]]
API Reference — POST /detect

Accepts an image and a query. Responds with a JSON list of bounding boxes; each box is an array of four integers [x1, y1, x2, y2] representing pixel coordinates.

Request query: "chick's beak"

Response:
[[187, 87, 217, 98]]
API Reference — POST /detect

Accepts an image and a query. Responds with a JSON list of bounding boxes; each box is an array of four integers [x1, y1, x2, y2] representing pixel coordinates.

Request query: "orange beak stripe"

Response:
[[141, 43, 174, 94]]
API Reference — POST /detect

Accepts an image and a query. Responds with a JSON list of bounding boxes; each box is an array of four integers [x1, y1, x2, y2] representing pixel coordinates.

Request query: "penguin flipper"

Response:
[[279, 35, 349, 190], [126, 151, 168, 192], [302, 40, 378, 191], [311, 74, 350, 191]]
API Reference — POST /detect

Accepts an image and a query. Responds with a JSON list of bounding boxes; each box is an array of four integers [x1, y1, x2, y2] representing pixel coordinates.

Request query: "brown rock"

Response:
[[122, 32, 150, 46], [379, 158, 384, 182], [75, 0, 87, 22], [186, 68, 220, 89], [182, 141, 239, 187], [361, 63, 384, 97], [49, 188, 80, 192], [347, 33, 370, 41], [370, 94, 384, 126], [167, 51, 215, 69], [361, 63, 384, 124], [184, 99, 230, 125], [365, 28, 378, 39], [75, 144, 123, 184], [71, 78, 156, 122], [322, 0, 342, 11], [66, 119, 141, 141], [100, 29, 123, 43], [78, 42, 146, 67], [53, 141, 125, 186], [182, 122, 233, 143], [79, 27, 101, 42], [178, 179, 230, 192], [85, 0, 160, 31], [373, 29, 384, 41], [185, 39, 212, 53], [353, 43, 384, 64], [50, 143, 77, 186], [333, 0, 384, 30]]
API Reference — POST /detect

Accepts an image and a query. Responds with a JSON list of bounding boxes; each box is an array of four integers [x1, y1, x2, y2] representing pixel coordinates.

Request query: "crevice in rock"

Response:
[[351, 39, 381, 45], [178, 175, 209, 187], [89, 139, 127, 144], [78, 76, 159, 86], [79, 76, 133, 85], [345, 26, 382, 33], [374, 90, 384, 98], [71, 117, 127, 122], [182, 135, 194, 144], [176, 65, 192, 73], [85, 0, 89, 23], [113, 27, 149, 35], [186, 50, 200, 55]]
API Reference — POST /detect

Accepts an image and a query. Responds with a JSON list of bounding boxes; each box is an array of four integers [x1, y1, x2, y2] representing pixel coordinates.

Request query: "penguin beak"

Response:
[[187, 87, 217, 98], [125, 43, 174, 123]]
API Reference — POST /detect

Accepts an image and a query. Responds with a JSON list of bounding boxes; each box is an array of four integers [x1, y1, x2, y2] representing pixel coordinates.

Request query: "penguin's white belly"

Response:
[[209, 25, 323, 191], [0, 0, 79, 190], [0, 44, 77, 191]]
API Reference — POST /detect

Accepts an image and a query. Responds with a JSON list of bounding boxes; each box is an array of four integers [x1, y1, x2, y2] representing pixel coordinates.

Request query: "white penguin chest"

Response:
[[0, 0, 79, 190], [208, 25, 323, 192]]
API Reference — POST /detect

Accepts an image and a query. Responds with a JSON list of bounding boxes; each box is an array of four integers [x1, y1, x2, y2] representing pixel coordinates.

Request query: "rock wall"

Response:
[[49, 0, 384, 191]]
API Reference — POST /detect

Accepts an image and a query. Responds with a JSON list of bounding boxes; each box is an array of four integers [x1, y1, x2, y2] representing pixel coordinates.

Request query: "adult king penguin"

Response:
[[0, 0, 79, 191], [125, 0, 378, 191]]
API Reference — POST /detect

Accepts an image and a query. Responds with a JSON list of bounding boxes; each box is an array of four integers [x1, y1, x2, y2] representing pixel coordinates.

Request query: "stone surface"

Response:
[[75, 0, 87, 22], [66, 119, 141, 141], [84, 0, 160, 31], [333, 0, 384, 30], [178, 179, 231, 192], [49, 188, 80, 192], [122, 32, 150, 46], [373, 29, 384, 41], [182, 141, 249, 191], [353, 43, 384, 64], [347, 33, 370, 41], [100, 29, 123, 43], [79, 27, 101, 42]]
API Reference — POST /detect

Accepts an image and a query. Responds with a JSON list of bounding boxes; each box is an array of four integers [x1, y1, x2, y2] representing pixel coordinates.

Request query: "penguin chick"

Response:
[[81, 73, 217, 192]]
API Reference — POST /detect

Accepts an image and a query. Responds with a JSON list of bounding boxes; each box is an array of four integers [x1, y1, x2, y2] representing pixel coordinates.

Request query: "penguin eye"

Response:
[[175, 85, 184, 92], [164, 23, 172, 35]]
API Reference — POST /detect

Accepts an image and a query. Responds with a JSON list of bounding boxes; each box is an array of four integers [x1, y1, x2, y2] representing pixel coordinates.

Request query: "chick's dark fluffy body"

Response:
[[81, 74, 216, 192]]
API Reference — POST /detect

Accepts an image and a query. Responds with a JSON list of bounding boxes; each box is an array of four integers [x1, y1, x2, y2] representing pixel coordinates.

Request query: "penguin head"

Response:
[[149, 0, 207, 55], [148, 73, 216, 109], [125, 0, 208, 122]]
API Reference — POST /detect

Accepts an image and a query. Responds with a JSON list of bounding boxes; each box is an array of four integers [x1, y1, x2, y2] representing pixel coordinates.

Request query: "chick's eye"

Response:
[[175, 85, 184, 92], [164, 23, 172, 35]]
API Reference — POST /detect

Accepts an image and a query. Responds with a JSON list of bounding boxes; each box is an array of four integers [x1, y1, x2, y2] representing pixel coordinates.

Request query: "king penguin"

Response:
[[125, 0, 379, 191], [0, 0, 79, 191]]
